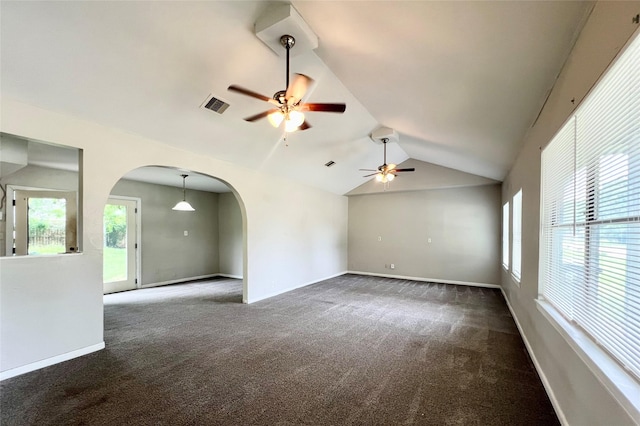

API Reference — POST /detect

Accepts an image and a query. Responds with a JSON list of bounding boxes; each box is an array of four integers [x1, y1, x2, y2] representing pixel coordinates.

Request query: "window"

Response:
[[502, 202, 509, 269], [1, 133, 81, 257], [540, 32, 640, 381], [512, 190, 522, 281]]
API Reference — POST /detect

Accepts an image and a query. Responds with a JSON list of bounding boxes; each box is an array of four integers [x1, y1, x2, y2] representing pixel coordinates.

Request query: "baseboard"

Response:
[[499, 288, 567, 426], [0, 342, 105, 381], [140, 274, 220, 289], [347, 271, 500, 288], [246, 271, 348, 304], [216, 273, 243, 280]]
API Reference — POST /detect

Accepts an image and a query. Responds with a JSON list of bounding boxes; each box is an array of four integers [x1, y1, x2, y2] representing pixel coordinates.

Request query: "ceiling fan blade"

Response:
[[363, 173, 378, 177], [359, 168, 377, 171], [299, 103, 346, 113], [298, 120, 312, 131], [244, 109, 278, 122], [394, 168, 416, 172], [286, 73, 314, 106], [228, 85, 279, 105]]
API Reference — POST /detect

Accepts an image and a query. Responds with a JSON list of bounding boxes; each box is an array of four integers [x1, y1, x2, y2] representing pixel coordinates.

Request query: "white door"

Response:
[[103, 198, 138, 294]]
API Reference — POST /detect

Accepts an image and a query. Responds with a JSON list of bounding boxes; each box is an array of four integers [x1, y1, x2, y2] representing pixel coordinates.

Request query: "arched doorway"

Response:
[[102, 165, 247, 301]]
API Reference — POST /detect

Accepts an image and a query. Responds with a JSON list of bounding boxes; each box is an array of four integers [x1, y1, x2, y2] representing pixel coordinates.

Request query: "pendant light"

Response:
[[172, 174, 195, 211]]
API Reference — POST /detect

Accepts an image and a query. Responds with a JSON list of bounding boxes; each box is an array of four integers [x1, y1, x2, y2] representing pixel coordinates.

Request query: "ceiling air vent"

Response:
[[202, 95, 230, 114], [324, 161, 335, 167]]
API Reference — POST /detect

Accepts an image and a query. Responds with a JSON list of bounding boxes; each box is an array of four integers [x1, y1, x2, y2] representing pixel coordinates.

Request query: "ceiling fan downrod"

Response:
[[382, 138, 388, 167], [280, 35, 295, 91]]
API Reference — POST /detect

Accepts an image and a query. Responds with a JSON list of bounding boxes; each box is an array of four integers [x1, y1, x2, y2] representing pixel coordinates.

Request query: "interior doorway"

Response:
[[104, 166, 246, 302], [103, 197, 140, 294]]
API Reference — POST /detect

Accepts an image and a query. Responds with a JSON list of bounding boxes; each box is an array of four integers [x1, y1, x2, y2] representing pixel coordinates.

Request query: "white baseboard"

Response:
[[216, 273, 243, 280], [140, 274, 220, 289], [499, 288, 567, 425], [347, 270, 500, 288], [246, 271, 348, 304], [0, 342, 105, 381]]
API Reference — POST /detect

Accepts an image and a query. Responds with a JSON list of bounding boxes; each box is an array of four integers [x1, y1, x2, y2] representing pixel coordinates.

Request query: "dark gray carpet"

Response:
[[1, 274, 559, 425]]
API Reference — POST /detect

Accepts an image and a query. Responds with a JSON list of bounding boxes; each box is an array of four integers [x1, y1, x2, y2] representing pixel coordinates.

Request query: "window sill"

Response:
[[536, 299, 640, 423]]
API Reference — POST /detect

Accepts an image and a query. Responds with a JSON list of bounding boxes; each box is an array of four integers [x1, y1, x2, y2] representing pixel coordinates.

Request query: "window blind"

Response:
[[503, 202, 509, 268], [540, 31, 640, 380], [513, 190, 522, 281]]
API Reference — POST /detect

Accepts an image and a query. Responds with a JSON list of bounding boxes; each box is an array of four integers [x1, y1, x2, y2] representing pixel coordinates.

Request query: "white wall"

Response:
[[501, 2, 639, 425], [218, 192, 243, 278], [111, 179, 221, 286], [0, 98, 348, 376], [349, 185, 501, 285]]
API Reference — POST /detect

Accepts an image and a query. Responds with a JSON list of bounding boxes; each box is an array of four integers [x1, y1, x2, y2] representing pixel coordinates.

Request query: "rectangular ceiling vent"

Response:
[[202, 95, 230, 114], [324, 161, 335, 167]]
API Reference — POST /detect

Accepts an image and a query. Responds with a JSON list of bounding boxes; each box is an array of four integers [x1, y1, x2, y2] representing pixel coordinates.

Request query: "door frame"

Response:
[[5, 184, 80, 256], [104, 195, 141, 293], [14, 189, 77, 256]]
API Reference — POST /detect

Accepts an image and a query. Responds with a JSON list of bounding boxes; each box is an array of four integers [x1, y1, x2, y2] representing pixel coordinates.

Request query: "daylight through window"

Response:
[[512, 190, 522, 281], [502, 202, 509, 269], [540, 32, 640, 380]]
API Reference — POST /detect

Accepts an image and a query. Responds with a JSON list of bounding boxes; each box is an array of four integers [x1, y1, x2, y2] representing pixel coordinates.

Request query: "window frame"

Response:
[[512, 189, 522, 283], [502, 201, 510, 270]]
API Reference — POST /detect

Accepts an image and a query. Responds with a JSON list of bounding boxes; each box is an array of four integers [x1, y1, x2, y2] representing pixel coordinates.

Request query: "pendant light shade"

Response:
[[172, 200, 195, 211], [172, 174, 195, 211]]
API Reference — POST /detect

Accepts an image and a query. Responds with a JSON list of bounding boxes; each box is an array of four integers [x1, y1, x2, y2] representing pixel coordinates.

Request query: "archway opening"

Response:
[[102, 165, 247, 302]]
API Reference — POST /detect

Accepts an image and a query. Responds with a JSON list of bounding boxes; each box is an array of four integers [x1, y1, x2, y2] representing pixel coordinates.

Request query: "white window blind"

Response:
[[540, 31, 640, 380], [503, 202, 509, 269], [513, 189, 522, 281]]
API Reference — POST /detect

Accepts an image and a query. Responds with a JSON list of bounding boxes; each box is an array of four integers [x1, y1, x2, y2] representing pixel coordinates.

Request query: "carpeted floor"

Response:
[[1, 274, 559, 425]]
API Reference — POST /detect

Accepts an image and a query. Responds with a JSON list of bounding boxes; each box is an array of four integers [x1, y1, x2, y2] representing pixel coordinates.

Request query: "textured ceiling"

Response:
[[0, 1, 593, 195]]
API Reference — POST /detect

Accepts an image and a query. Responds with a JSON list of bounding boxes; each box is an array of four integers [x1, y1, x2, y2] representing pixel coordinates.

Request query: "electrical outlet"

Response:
[[390, 263, 395, 269], [378, 236, 382, 241], [184, 230, 189, 236], [428, 238, 432, 243]]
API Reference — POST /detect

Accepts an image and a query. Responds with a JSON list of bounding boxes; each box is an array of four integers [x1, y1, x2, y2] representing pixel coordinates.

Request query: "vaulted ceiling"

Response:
[[0, 1, 593, 195]]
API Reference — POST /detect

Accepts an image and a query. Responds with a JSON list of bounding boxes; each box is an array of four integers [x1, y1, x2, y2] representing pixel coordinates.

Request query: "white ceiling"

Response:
[[123, 167, 231, 193], [0, 1, 593, 195]]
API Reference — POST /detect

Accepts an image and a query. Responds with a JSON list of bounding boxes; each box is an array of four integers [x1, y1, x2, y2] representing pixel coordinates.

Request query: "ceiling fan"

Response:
[[360, 138, 415, 183], [228, 35, 346, 133]]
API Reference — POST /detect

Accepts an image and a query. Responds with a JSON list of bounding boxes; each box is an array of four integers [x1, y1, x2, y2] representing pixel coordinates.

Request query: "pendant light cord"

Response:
[[181, 174, 188, 201]]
